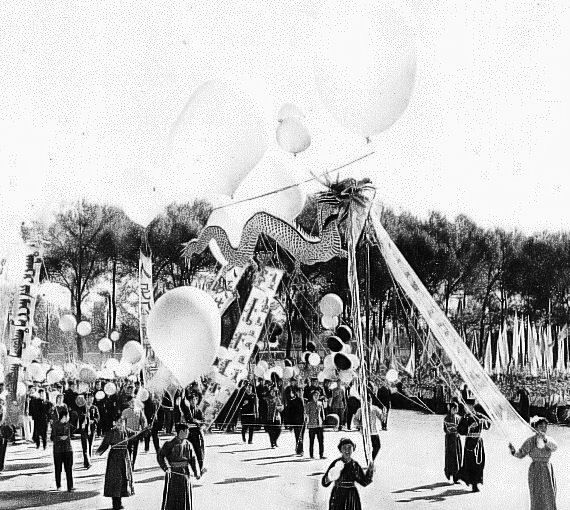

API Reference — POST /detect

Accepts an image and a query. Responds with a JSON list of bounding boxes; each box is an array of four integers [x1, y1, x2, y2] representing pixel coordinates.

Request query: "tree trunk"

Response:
[[112, 257, 117, 329]]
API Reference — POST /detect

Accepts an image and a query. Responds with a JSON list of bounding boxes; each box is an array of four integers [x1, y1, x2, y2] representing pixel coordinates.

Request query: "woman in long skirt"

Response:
[[456, 405, 490, 492], [509, 416, 557, 510], [322, 438, 374, 510], [443, 403, 462, 483], [96, 420, 134, 510]]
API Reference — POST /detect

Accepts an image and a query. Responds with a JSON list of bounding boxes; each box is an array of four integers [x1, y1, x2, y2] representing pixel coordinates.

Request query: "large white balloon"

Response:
[[47, 367, 65, 384], [147, 286, 221, 387], [122, 185, 166, 228], [98, 337, 112, 352], [59, 314, 77, 333], [276, 117, 311, 155], [169, 79, 269, 197], [314, 0, 416, 138], [122, 341, 145, 364], [319, 294, 343, 317], [76, 320, 92, 337]]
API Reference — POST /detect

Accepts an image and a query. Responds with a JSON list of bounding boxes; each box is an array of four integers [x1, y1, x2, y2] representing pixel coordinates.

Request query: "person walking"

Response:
[[239, 382, 258, 444], [180, 393, 206, 474], [322, 438, 374, 510], [78, 393, 99, 469], [443, 402, 462, 483], [96, 420, 135, 510], [32, 389, 52, 450], [376, 385, 392, 431], [330, 383, 347, 431], [456, 404, 491, 492], [264, 387, 284, 448], [287, 387, 306, 456], [158, 423, 201, 510], [121, 397, 147, 469], [50, 407, 75, 492], [306, 391, 326, 459], [143, 393, 162, 454], [352, 395, 383, 460], [509, 416, 558, 510]]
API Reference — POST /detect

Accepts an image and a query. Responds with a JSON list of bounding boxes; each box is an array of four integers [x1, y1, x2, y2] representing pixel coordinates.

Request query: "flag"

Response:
[[527, 318, 538, 377], [379, 329, 385, 365], [484, 331, 493, 375], [556, 325, 568, 373], [520, 316, 527, 369], [512, 312, 520, 368]]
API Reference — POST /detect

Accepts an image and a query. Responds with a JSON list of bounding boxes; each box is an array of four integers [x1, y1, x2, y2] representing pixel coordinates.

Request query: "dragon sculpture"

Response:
[[183, 201, 347, 268]]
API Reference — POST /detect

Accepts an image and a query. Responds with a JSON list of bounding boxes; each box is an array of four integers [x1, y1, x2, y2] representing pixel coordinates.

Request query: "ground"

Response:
[[1, 409, 568, 510]]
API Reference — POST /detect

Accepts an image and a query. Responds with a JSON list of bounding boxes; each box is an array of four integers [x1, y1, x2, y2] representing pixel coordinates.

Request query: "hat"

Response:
[[337, 437, 357, 452], [530, 416, 548, 427]]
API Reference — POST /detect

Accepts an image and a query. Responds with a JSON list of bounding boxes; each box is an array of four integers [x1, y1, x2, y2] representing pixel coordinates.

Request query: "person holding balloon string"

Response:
[[77, 392, 100, 469], [322, 438, 374, 510], [509, 416, 558, 510]]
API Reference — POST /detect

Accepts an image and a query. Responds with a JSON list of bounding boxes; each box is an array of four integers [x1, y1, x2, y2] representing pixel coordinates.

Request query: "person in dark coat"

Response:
[[32, 389, 52, 449], [443, 402, 462, 483], [50, 407, 74, 492], [456, 404, 491, 492], [286, 386, 306, 456], [376, 385, 392, 431], [346, 393, 361, 432], [517, 387, 531, 423], [157, 423, 201, 510], [96, 420, 135, 510], [161, 391, 175, 434], [78, 393, 99, 468], [239, 382, 258, 444], [322, 438, 374, 510], [180, 393, 206, 474], [143, 393, 161, 454], [63, 382, 79, 437]]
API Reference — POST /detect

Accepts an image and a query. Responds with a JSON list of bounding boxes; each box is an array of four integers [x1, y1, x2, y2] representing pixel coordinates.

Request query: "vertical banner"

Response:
[[347, 206, 372, 464], [139, 250, 155, 379], [200, 266, 283, 428], [369, 200, 533, 448], [6, 243, 42, 403]]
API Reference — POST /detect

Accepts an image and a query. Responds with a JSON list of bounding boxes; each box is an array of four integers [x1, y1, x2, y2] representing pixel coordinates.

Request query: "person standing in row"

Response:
[[456, 404, 491, 492], [97, 419, 135, 510], [239, 382, 258, 445], [181, 393, 206, 474], [31, 389, 52, 450], [306, 391, 326, 459], [144, 393, 162, 454], [264, 387, 284, 449], [443, 402, 462, 483], [376, 385, 392, 431], [509, 416, 558, 510], [287, 387, 306, 456], [121, 397, 147, 470], [330, 383, 347, 431], [158, 423, 201, 510], [50, 407, 75, 492], [78, 393, 99, 469]]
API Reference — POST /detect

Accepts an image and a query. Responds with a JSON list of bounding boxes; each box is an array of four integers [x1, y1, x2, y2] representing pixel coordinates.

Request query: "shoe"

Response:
[[68, 487, 76, 492], [201, 467, 207, 475], [55, 486, 61, 491], [296, 453, 303, 457], [472, 485, 480, 493], [248, 441, 253, 444], [310, 455, 314, 459], [85, 464, 92, 469], [320, 456, 327, 460]]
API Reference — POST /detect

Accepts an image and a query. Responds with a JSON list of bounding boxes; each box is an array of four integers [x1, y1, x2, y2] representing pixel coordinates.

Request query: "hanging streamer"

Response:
[[347, 205, 373, 464], [369, 200, 533, 448], [138, 249, 155, 380]]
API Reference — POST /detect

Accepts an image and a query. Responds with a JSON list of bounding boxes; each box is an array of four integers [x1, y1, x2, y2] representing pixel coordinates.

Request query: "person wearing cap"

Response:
[[455, 403, 491, 492], [158, 422, 201, 510], [239, 382, 258, 444], [322, 438, 374, 510], [78, 393, 99, 469], [96, 419, 135, 510], [509, 416, 558, 510], [50, 407, 75, 492], [180, 392, 206, 474], [305, 390, 326, 459]]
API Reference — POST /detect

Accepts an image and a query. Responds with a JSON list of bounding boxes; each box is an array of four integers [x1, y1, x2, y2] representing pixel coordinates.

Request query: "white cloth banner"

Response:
[[200, 266, 283, 428], [369, 200, 533, 448], [138, 250, 155, 358]]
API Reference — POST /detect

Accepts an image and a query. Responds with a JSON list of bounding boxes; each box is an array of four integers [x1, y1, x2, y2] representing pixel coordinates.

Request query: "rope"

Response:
[[211, 152, 375, 212]]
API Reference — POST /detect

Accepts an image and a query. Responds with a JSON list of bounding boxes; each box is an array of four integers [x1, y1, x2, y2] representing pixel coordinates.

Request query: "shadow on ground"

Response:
[[392, 481, 452, 493], [396, 488, 470, 503], [213, 475, 280, 485], [0, 489, 100, 510]]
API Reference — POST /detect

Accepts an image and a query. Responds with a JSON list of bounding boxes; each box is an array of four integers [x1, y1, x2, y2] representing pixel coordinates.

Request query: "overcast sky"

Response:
[[1, 0, 569, 236]]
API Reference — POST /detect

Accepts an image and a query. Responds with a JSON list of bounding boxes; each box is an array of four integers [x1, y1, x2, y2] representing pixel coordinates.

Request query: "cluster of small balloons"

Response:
[[58, 314, 92, 337], [98, 330, 121, 352], [253, 359, 300, 381]]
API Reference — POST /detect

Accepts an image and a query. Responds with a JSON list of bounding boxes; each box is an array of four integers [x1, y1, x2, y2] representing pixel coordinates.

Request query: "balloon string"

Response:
[[211, 151, 375, 212]]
